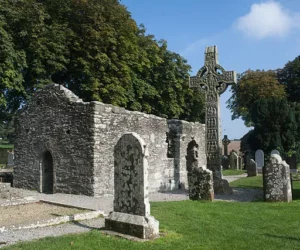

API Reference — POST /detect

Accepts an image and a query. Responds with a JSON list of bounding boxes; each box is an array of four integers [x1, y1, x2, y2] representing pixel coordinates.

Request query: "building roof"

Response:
[[222, 139, 241, 155]]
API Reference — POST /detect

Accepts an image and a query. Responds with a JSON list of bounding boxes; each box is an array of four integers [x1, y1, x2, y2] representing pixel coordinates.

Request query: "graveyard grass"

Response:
[[4, 177, 300, 250], [222, 169, 246, 176], [229, 175, 263, 189]]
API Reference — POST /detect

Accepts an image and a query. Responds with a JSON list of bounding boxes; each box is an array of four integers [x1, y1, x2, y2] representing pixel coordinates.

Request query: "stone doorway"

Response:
[[42, 151, 54, 194]]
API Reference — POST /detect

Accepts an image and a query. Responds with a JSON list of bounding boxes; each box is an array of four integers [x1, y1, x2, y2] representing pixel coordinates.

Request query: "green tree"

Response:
[[0, 0, 205, 126], [240, 130, 254, 154], [249, 98, 298, 155], [227, 70, 286, 126], [277, 56, 300, 103]]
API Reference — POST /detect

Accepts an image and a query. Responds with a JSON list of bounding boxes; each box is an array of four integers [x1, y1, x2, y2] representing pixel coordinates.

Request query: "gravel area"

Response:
[[0, 218, 104, 248], [0, 174, 262, 248], [0, 202, 88, 229]]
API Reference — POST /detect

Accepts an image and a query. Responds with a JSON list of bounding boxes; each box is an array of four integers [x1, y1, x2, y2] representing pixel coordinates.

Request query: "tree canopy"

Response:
[[277, 56, 300, 103], [0, 0, 205, 136], [246, 98, 298, 156], [227, 70, 286, 126]]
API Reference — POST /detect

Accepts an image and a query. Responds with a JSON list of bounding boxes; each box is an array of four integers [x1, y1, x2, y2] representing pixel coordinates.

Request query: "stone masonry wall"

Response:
[[14, 84, 95, 195], [14, 84, 206, 196], [91, 103, 206, 196]]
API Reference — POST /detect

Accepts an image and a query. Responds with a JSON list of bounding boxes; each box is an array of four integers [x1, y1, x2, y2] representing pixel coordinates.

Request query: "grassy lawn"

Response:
[[4, 199, 300, 249], [222, 169, 246, 176], [230, 175, 263, 189], [4, 175, 300, 249], [230, 174, 300, 200]]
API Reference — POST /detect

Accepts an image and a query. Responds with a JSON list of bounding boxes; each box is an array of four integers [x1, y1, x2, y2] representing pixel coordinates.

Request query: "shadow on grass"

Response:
[[264, 233, 300, 242], [292, 188, 300, 200], [70, 220, 100, 230]]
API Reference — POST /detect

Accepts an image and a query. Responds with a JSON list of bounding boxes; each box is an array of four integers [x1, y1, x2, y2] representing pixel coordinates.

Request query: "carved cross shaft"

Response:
[[189, 46, 236, 177]]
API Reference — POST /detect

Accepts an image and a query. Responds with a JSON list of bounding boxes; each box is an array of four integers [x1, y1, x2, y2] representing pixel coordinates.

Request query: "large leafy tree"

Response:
[[277, 56, 300, 103], [227, 70, 286, 126], [249, 98, 298, 156], [0, 0, 205, 140]]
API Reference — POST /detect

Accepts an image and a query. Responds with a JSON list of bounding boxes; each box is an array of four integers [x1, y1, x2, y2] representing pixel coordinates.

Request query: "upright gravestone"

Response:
[[238, 156, 242, 170], [247, 159, 258, 177], [255, 149, 264, 171], [263, 154, 292, 202], [229, 152, 238, 170], [105, 133, 159, 239], [271, 149, 280, 156], [189, 46, 236, 194], [186, 139, 214, 201], [7, 152, 14, 167], [221, 156, 229, 170]]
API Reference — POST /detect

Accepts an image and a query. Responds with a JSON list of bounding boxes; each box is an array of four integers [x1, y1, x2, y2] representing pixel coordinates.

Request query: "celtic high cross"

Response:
[[189, 46, 236, 179]]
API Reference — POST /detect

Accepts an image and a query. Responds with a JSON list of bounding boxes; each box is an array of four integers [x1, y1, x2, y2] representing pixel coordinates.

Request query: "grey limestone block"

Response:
[[105, 212, 159, 239]]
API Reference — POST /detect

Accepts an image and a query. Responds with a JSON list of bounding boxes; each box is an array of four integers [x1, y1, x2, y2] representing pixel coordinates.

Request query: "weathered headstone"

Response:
[[105, 133, 159, 239], [255, 149, 264, 171], [229, 152, 238, 170], [271, 149, 280, 156], [222, 135, 231, 156], [221, 155, 229, 170], [238, 156, 242, 170], [247, 159, 258, 177], [7, 152, 14, 167], [189, 46, 236, 194], [186, 139, 214, 201], [263, 154, 292, 202]]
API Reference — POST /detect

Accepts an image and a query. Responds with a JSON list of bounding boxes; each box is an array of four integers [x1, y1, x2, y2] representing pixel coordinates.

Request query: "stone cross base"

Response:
[[105, 212, 159, 239], [188, 167, 214, 201], [213, 179, 233, 195]]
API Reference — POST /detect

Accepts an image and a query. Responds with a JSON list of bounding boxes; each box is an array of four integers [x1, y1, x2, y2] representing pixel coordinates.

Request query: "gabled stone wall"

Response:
[[14, 84, 95, 195], [14, 84, 206, 196]]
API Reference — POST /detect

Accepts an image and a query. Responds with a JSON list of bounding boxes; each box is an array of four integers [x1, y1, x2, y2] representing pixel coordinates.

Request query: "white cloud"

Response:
[[235, 1, 298, 39]]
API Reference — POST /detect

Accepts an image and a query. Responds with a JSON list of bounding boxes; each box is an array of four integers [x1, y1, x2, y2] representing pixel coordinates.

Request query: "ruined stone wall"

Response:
[[14, 84, 206, 196], [14, 84, 95, 195], [91, 103, 206, 196]]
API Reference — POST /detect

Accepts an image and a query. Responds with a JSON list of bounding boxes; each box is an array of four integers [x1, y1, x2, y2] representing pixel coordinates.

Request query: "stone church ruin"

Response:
[[14, 84, 206, 196]]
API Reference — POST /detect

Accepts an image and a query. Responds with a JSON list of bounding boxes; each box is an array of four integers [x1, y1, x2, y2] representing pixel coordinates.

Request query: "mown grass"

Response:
[[4, 173, 300, 249], [4, 198, 300, 249], [222, 169, 246, 176], [230, 173, 300, 200], [230, 175, 263, 189]]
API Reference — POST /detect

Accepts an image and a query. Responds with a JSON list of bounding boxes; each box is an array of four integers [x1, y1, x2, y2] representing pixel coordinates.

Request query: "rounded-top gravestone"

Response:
[[255, 149, 264, 169], [271, 149, 280, 156], [105, 132, 159, 239], [113, 132, 149, 216]]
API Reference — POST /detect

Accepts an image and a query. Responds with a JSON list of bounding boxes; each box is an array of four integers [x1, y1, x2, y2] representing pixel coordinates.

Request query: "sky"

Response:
[[121, 0, 300, 140]]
